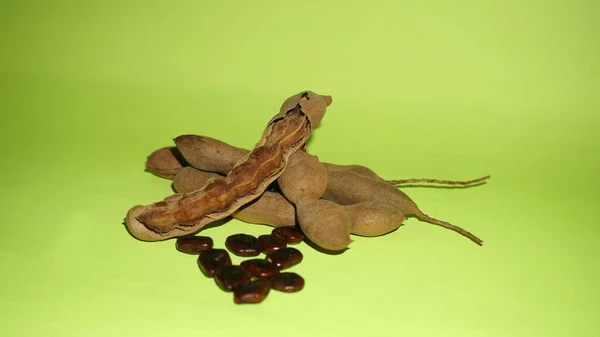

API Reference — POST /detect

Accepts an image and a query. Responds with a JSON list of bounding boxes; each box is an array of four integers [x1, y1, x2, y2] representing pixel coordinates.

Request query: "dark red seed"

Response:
[[233, 280, 271, 304], [197, 249, 232, 277], [257, 234, 287, 253], [266, 247, 303, 269], [214, 265, 252, 292], [225, 234, 260, 257], [176, 236, 213, 254], [271, 226, 304, 244], [270, 272, 305, 293], [240, 259, 280, 280]]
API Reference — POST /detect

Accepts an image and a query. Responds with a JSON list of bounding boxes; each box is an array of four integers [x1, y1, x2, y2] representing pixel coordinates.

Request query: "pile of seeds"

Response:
[[176, 226, 305, 304]]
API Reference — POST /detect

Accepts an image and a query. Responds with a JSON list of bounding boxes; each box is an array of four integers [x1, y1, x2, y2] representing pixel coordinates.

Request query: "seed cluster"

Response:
[[178, 226, 305, 304]]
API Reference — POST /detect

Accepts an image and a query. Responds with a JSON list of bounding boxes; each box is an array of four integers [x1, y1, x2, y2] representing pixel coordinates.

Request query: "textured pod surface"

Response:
[[323, 170, 421, 215], [125, 92, 331, 241], [172, 167, 296, 228], [174, 135, 248, 174], [345, 201, 406, 237], [145, 146, 187, 179], [172, 167, 222, 193], [296, 199, 353, 251], [277, 150, 328, 204]]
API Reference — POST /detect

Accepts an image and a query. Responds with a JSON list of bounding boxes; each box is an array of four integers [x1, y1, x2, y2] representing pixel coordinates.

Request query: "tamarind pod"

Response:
[[125, 91, 330, 241], [169, 167, 296, 228], [296, 199, 353, 251], [145, 146, 187, 179], [277, 150, 354, 251], [344, 201, 406, 237], [322, 170, 483, 245]]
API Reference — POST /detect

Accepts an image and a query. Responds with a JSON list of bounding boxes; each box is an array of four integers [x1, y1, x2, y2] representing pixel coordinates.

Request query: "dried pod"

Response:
[[145, 146, 187, 179]]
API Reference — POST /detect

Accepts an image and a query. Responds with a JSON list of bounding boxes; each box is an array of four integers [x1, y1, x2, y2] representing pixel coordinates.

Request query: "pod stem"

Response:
[[387, 175, 490, 186], [415, 213, 484, 246]]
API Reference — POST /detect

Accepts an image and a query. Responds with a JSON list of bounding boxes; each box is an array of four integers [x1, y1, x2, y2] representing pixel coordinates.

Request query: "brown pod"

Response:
[[214, 265, 252, 292], [171, 167, 296, 228], [175, 236, 213, 254], [296, 199, 353, 251], [344, 201, 407, 237], [197, 249, 232, 277], [174, 135, 250, 174], [270, 272, 305, 293], [172, 167, 222, 193], [271, 226, 304, 244], [145, 146, 187, 179], [267, 247, 303, 270], [225, 234, 261, 257], [233, 280, 271, 304], [126, 91, 331, 241], [257, 234, 287, 253], [240, 259, 280, 280]]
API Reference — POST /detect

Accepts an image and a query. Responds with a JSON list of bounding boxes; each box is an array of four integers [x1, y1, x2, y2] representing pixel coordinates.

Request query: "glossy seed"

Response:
[[176, 236, 213, 254], [197, 249, 232, 277], [271, 226, 304, 244], [240, 259, 280, 280], [214, 265, 252, 292], [270, 272, 305, 293], [266, 247, 303, 269], [225, 234, 261, 257], [233, 280, 271, 304], [257, 234, 287, 253]]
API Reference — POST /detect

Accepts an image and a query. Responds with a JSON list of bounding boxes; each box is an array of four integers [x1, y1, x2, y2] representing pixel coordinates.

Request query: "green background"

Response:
[[1, 1, 599, 336]]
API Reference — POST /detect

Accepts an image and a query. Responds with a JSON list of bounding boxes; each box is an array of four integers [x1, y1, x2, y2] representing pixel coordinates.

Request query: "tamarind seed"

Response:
[[257, 234, 287, 253], [225, 234, 261, 257], [175, 236, 213, 254], [271, 226, 304, 244], [197, 249, 232, 277], [233, 280, 271, 304], [214, 265, 252, 292], [270, 272, 305, 293], [267, 247, 303, 269], [240, 259, 280, 280]]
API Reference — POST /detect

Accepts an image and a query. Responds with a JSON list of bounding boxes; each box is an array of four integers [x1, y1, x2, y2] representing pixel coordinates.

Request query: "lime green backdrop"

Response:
[[1, 1, 598, 336]]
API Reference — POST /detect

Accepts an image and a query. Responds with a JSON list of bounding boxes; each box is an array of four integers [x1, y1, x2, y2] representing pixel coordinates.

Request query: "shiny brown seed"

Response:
[[266, 247, 303, 269], [197, 249, 232, 277], [233, 280, 271, 304], [225, 234, 261, 257], [258, 234, 287, 253], [271, 226, 304, 244], [176, 236, 213, 254], [214, 265, 252, 292], [270, 272, 305, 293], [240, 259, 280, 280]]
